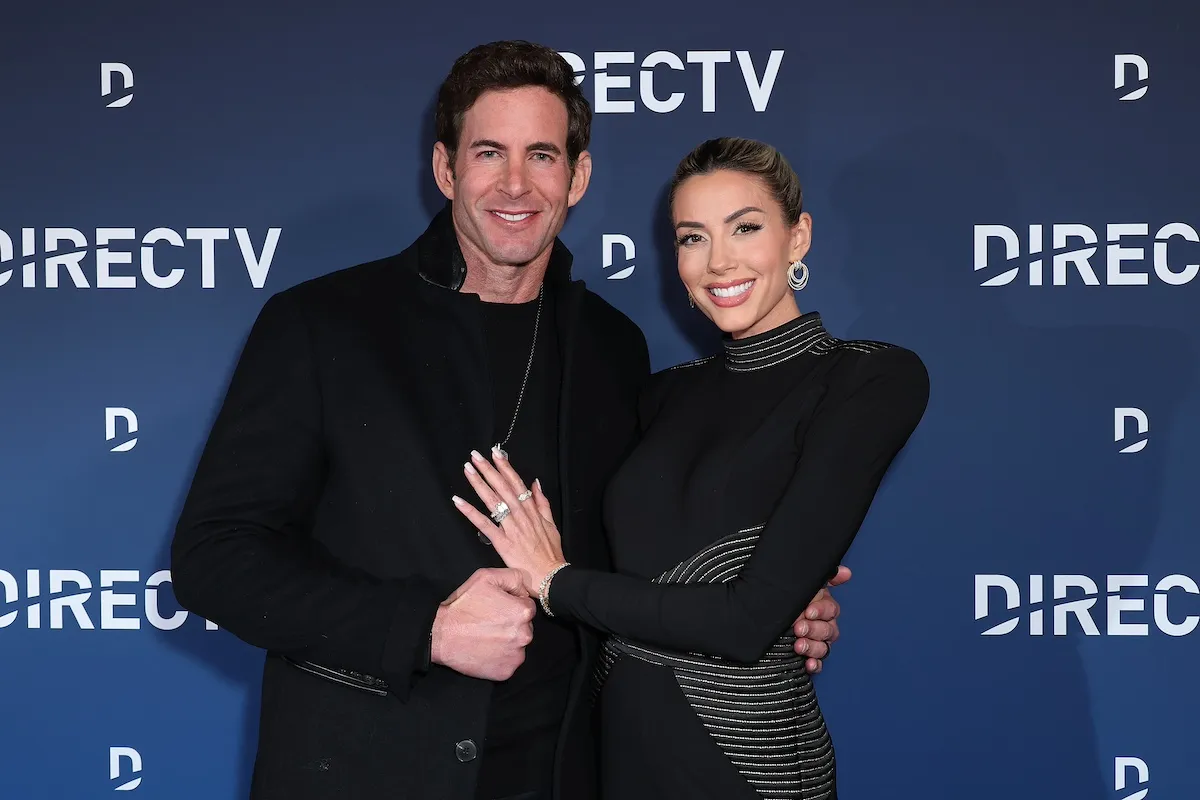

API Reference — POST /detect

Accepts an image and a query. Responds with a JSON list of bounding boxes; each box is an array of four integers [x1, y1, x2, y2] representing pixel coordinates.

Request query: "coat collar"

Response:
[[413, 201, 576, 291]]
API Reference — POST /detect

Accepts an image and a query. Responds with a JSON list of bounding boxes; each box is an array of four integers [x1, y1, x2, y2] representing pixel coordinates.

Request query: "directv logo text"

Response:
[[107, 408, 138, 452], [602, 234, 635, 279], [0, 227, 281, 289], [1115, 756, 1149, 800], [975, 574, 1198, 636], [101, 62, 133, 108], [110, 747, 142, 791], [974, 223, 1199, 286], [558, 50, 783, 113], [1114, 54, 1148, 101], [1115, 407, 1149, 453], [0, 569, 218, 631]]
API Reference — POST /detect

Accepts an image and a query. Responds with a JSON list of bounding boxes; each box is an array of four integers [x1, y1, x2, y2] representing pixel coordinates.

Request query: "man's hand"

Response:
[[793, 565, 851, 674], [430, 568, 535, 681]]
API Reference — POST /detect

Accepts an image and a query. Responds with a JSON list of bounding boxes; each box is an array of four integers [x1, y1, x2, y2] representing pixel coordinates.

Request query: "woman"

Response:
[[452, 137, 930, 799]]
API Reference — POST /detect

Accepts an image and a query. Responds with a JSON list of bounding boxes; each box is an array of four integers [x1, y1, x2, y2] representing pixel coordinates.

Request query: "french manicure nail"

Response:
[[464, 462, 476, 474], [470, 450, 483, 461]]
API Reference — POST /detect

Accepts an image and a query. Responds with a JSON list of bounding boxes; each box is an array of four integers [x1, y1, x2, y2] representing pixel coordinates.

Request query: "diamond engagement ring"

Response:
[[517, 490, 533, 502], [491, 501, 510, 523]]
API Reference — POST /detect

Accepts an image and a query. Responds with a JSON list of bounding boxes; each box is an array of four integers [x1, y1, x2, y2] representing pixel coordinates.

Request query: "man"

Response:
[[171, 40, 845, 800]]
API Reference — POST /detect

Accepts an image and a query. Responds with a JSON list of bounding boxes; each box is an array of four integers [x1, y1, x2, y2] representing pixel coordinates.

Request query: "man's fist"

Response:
[[431, 568, 536, 681]]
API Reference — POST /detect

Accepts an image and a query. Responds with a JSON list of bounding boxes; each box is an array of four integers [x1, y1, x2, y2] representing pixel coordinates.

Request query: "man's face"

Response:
[[433, 86, 591, 271]]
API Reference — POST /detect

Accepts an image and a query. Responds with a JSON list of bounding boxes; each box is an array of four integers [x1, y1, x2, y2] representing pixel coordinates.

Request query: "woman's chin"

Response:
[[706, 306, 758, 337]]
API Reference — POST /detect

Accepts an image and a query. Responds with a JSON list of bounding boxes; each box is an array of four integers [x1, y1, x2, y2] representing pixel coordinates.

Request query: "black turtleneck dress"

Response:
[[545, 312, 930, 800]]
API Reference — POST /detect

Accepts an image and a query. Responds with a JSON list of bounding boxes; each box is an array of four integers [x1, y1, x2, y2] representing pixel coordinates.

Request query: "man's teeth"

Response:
[[495, 212, 533, 221], [709, 281, 753, 298]]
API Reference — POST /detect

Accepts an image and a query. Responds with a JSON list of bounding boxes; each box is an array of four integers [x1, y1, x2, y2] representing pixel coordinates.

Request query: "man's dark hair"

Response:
[[435, 40, 592, 170]]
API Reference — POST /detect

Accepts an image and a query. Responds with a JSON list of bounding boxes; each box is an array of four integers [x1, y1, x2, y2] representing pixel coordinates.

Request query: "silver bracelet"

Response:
[[538, 562, 571, 617]]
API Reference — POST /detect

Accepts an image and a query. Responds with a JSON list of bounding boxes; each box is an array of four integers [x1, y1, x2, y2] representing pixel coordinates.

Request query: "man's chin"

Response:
[[488, 246, 548, 269]]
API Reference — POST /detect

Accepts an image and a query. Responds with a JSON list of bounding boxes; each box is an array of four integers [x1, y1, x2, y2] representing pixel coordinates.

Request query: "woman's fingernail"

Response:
[[492, 445, 508, 459], [464, 462, 476, 475], [451, 495, 463, 505]]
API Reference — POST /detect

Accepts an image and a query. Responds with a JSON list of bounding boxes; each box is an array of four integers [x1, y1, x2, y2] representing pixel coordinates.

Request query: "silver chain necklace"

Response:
[[494, 283, 544, 451]]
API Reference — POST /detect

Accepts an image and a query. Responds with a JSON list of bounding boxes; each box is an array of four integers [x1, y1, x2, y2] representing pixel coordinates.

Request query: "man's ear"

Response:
[[433, 142, 456, 200]]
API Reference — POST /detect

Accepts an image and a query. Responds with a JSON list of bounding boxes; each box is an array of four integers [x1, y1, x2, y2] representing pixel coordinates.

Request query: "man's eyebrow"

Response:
[[467, 139, 563, 156]]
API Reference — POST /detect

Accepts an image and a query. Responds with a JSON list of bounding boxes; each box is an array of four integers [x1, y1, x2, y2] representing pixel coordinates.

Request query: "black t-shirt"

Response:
[[474, 284, 579, 799]]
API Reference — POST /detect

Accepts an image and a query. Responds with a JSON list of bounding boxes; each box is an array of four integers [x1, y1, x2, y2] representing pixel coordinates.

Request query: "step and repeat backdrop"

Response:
[[2, 1, 1197, 797]]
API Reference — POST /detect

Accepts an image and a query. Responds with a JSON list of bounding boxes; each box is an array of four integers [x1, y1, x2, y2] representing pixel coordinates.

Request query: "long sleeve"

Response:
[[170, 291, 444, 700], [548, 346, 930, 664]]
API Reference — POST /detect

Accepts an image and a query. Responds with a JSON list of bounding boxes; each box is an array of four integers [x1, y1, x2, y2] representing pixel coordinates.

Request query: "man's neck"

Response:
[[458, 244, 550, 304]]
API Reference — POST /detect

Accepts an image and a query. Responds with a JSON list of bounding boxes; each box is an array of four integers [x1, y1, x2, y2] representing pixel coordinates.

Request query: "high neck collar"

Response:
[[723, 312, 830, 372], [413, 201, 575, 292]]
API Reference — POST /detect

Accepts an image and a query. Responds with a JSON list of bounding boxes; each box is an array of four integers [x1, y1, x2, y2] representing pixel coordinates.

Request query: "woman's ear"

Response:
[[789, 212, 813, 263]]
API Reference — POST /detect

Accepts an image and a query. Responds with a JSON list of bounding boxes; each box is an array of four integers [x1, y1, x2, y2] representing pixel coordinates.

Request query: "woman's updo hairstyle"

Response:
[[668, 137, 803, 226]]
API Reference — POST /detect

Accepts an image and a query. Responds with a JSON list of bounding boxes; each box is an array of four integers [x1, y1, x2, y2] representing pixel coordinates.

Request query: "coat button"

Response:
[[455, 739, 478, 762]]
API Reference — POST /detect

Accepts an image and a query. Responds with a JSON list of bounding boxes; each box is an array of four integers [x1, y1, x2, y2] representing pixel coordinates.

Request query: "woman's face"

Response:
[[672, 169, 811, 339]]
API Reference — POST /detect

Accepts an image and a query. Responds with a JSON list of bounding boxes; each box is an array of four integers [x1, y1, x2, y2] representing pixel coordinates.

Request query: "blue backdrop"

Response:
[[2, 1, 1198, 797]]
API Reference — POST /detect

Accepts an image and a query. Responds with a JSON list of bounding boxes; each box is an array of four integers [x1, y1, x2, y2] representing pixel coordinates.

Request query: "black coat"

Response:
[[171, 206, 651, 799]]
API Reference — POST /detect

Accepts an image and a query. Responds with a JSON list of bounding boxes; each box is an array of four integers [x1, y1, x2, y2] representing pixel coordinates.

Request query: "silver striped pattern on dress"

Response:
[[724, 312, 889, 373], [664, 312, 890, 377], [592, 527, 837, 799]]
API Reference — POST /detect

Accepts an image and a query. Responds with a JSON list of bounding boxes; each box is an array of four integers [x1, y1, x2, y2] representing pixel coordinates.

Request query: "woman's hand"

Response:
[[452, 447, 566, 597]]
